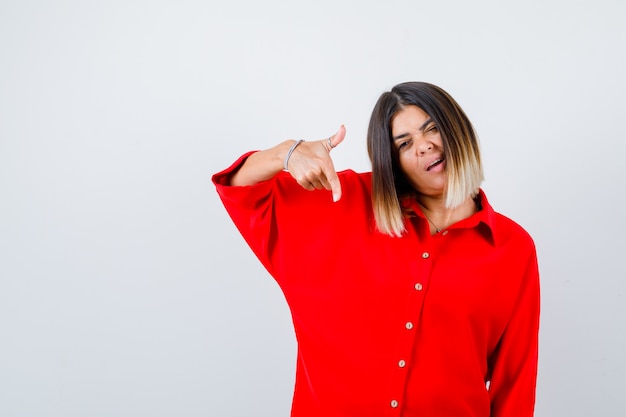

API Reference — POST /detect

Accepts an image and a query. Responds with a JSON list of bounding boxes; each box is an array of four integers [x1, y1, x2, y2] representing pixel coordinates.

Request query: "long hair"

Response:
[[367, 82, 484, 237]]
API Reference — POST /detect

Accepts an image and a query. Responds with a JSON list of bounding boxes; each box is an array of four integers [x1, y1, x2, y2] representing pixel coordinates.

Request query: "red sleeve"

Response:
[[488, 244, 541, 417], [211, 152, 361, 281], [212, 151, 282, 277]]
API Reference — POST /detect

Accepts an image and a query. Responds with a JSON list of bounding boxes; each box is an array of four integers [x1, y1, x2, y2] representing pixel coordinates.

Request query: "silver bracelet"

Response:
[[283, 139, 305, 171]]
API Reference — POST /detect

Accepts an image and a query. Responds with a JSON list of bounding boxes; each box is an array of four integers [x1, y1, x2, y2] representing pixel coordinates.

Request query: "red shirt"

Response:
[[213, 152, 540, 417]]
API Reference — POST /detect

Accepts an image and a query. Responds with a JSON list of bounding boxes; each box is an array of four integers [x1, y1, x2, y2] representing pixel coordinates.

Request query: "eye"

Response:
[[397, 139, 412, 151], [425, 124, 438, 134]]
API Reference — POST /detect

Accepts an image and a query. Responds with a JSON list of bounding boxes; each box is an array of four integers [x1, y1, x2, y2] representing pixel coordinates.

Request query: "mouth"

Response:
[[426, 157, 445, 171]]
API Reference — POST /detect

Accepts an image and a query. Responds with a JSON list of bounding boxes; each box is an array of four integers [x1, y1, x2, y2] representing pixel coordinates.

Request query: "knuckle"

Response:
[[305, 167, 322, 179]]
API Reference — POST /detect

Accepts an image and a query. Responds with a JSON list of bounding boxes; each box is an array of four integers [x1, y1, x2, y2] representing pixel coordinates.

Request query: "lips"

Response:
[[426, 157, 445, 171]]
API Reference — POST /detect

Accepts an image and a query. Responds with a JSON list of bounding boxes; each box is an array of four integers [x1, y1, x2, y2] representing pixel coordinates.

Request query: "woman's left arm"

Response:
[[488, 248, 541, 417]]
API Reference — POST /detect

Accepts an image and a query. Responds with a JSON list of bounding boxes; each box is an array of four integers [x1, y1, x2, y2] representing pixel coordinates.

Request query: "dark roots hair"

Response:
[[367, 82, 483, 236]]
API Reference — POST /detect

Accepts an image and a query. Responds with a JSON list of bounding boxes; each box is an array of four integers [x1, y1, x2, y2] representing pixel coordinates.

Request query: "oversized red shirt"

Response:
[[213, 152, 540, 417]]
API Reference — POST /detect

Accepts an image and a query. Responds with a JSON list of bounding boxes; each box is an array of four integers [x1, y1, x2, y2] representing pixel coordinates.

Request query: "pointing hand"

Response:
[[285, 125, 346, 202]]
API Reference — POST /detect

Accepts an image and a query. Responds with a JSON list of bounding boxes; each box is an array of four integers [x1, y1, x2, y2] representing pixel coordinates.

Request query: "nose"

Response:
[[415, 136, 433, 155]]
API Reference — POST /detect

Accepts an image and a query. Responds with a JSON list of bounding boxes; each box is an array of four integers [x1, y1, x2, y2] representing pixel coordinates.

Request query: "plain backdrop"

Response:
[[1, 0, 625, 416]]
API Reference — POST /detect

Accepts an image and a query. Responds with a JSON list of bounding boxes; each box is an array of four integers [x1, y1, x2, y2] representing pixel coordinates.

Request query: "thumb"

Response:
[[328, 124, 346, 150]]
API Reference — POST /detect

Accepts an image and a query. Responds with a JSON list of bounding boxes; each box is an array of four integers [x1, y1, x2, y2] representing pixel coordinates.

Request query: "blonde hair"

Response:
[[367, 82, 484, 237]]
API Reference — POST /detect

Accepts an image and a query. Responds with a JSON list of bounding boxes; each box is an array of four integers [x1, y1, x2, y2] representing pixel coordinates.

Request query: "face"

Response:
[[391, 105, 446, 197]]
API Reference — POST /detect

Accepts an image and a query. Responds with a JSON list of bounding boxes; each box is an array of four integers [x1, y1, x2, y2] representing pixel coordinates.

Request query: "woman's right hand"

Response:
[[284, 125, 345, 202], [229, 125, 346, 202]]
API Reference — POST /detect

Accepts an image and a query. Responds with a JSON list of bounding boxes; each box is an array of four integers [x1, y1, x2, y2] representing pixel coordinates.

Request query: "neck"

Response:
[[417, 195, 477, 235]]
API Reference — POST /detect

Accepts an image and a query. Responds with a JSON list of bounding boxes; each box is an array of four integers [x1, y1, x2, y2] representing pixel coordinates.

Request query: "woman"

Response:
[[213, 82, 540, 417]]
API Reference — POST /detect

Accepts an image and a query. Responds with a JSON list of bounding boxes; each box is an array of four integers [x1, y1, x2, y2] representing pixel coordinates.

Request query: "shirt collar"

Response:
[[467, 189, 498, 246], [401, 189, 498, 246]]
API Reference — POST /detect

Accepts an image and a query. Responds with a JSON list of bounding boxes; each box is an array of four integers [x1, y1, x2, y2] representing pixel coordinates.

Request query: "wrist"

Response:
[[276, 139, 296, 157], [283, 139, 305, 171], [272, 140, 295, 170]]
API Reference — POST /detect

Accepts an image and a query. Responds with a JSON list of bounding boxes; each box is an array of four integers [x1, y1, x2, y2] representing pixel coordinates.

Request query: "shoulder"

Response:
[[478, 190, 535, 252], [335, 170, 373, 208], [481, 195, 539, 282], [493, 211, 536, 253], [338, 170, 372, 189], [272, 169, 376, 244]]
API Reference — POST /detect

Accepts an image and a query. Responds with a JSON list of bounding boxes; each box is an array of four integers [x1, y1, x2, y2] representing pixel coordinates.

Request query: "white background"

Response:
[[1, 0, 625, 416]]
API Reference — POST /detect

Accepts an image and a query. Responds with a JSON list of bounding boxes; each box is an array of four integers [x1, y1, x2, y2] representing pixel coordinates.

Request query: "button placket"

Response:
[[388, 240, 433, 416]]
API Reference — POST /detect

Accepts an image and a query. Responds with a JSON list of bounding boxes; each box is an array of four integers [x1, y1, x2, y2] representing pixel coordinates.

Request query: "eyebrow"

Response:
[[393, 118, 434, 141]]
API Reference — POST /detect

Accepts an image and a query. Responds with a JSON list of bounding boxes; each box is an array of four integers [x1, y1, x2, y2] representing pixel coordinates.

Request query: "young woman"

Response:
[[213, 82, 540, 417]]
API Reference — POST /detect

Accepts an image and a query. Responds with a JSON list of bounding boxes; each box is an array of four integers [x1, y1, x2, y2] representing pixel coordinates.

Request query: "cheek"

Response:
[[397, 156, 420, 185], [397, 157, 410, 179], [398, 153, 417, 175]]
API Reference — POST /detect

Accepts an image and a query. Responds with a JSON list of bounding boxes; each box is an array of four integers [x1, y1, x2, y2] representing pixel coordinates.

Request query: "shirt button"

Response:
[[398, 359, 406, 367], [414, 283, 423, 291], [390, 400, 399, 408], [405, 322, 414, 330], [442, 230, 449, 235], [422, 252, 430, 259]]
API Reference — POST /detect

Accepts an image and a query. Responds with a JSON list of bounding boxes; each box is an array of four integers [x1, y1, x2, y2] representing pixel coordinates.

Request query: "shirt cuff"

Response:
[[212, 151, 276, 208]]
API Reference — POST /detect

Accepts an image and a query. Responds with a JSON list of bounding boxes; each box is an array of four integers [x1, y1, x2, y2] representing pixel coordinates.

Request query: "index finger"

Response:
[[322, 162, 341, 202]]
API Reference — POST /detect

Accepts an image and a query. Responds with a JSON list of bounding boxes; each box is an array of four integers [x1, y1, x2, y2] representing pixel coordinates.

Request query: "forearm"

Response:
[[229, 140, 295, 186]]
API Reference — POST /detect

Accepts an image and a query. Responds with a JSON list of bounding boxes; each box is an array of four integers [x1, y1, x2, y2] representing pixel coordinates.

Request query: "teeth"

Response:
[[428, 158, 443, 168]]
